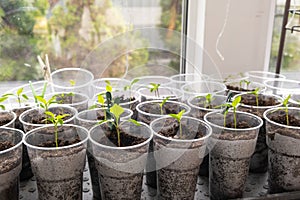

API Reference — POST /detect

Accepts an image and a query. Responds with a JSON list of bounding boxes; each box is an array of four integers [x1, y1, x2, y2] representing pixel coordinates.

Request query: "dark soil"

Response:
[[37, 137, 81, 148], [241, 94, 280, 107], [0, 141, 13, 151], [269, 111, 300, 127], [225, 121, 252, 129], [140, 102, 184, 115], [99, 123, 146, 147], [0, 112, 14, 126], [157, 118, 205, 140], [226, 84, 255, 92]]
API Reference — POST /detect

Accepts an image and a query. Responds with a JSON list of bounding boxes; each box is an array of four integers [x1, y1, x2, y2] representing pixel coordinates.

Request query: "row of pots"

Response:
[[1, 91, 300, 200]]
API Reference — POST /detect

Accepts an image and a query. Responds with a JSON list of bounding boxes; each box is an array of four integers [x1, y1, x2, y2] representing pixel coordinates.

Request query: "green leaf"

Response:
[[2, 93, 13, 97], [283, 94, 291, 106], [0, 96, 8, 103], [58, 118, 64, 125], [169, 109, 185, 122], [69, 79, 76, 86], [22, 94, 29, 100], [110, 104, 124, 121], [17, 87, 24, 96], [0, 105, 5, 110], [106, 84, 112, 93], [97, 94, 105, 105], [159, 96, 170, 107], [36, 96, 47, 105], [131, 78, 140, 86], [97, 120, 107, 125], [128, 119, 141, 126], [232, 96, 241, 107], [45, 111, 55, 118]]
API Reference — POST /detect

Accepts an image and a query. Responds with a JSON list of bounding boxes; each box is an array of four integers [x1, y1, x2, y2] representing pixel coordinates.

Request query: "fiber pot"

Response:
[[0, 127, 23, 200], [76, 107, 133, 200], [264, 107, 300, 194], [150, 116, 211, 199], [235, 93, 283, 173], [24, 124, 88, 200], [204, 111, 263, 200], [89, 121, 152, 200], [136, 100, 190, 189]]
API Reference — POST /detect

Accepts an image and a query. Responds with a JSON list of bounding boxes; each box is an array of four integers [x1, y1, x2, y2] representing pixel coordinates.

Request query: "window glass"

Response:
[[270, 0, 300, 79], [0, 0, 185, 82]]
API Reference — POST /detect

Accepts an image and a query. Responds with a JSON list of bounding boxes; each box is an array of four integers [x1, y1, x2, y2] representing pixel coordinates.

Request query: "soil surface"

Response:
[[157, 118, 205, 140], [38, 137, 81, 148], [0, 141, 13, 151], [100, 123, 146, 147], [0, 112, 14, 126], [140, 102, 184, 115], [226, 84, 255, 92], [241, 94, 280, 107], [269, 111, 300, 127]]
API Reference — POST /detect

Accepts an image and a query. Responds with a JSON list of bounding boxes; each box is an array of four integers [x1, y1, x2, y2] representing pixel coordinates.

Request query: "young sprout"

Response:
[[223, 96, 241, 128], [0, 96, 9, 110], [247, 88, 260, 107], [282, 94, 291, 126], [197, 93, 214, 109], [159, 97, 170, 115], [3, 87, 29, 107], [124, 78, 140, 91], [30, 81, 48, 103], [45, 111, 70, 148], [69, 79, 76, 86], [36, 96, 57, 112], [169, 109, 185, 139], [105, 104, 140, 147], [149, 83, 160, 97], [239, 80, 251, 90]]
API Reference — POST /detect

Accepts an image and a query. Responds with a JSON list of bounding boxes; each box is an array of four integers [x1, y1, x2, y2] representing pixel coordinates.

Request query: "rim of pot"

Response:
[[232, 93, 283, 109], [89, 121, 153, 150], [208, 72, 248, 83], [181, 80, 227, 96], [76, 107, 133, 123], [19, 105, 78, 128], [137, 86, 183, 100], [187, 94, 227, 112], [289, 93, 300, 105], [246, 70, 286, 80], [263, 78, 300, 92], [225, 81, 267, 93], [50, 68, 94, 90], [93, 91, 140, 107], [136, 100, 191, 118], [23, 124, 89, 150], [150, 115, 212, 143], [7, 80, 49, 96], [263, 107, 300, 130], [0, 127, 24, 154], [91, 78, 130, 90], [0, 111, 17, 127], [170, 73, 209, 83], [204, 110, 263, 131], [45, 92, 89, 107]]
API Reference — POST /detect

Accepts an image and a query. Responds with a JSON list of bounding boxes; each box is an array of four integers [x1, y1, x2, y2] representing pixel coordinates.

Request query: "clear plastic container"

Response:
[[91, 78, 130, 96], [263, 78, 300, 96], [246, 71, 286, 84], [0, 111, 17, 128], [89, 121, 152, 199], [204, 111, 263, 199], [181, 81, 227, 101], [150, 116, 212, 199], [0, 127, 24, 200], [51, 68, 94, 98], [170, 73, 209, 89], [23, 124, 88, 200], [138, 87, 183, 102]]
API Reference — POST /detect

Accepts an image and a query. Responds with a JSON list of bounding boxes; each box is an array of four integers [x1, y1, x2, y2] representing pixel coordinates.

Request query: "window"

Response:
[[0, 0, 187, 82]]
